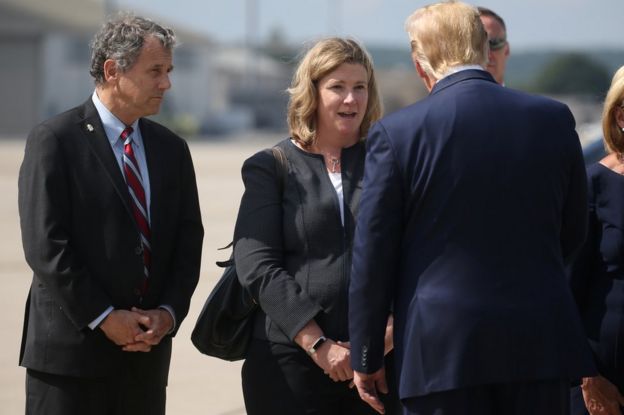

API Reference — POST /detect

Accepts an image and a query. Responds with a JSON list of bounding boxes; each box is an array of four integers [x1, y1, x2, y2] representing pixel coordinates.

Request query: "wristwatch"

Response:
[[307, 335, 327, 355]]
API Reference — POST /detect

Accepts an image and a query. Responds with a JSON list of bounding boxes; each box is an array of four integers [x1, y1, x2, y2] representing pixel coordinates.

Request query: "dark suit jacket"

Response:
[[234, 139, 365, 344], [348, 70, 595, 399], [569, 163, 624, 390], [18, 98, 203, 384]]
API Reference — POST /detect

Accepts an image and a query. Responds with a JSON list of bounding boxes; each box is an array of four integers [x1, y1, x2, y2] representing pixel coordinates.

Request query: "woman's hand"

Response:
[[311, 339, 353, 382], [294, 320, 352, 382], [581, 375, 624, 415]]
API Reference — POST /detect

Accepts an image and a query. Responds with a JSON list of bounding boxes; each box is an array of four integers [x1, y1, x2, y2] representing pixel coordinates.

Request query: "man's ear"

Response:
[[414, 60, 426, 79], [413, 60, 435, 92], [103, 59, 118, 82]]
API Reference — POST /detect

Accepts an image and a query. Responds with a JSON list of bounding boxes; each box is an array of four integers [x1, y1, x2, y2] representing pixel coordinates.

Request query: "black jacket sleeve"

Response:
[[233, 149, 322, 341], [18, 123, 112, 329], [567, 172, 599, 313]]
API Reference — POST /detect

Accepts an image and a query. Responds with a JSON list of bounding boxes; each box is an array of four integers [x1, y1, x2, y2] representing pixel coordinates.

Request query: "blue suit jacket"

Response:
[[349, 70, 596, 399]]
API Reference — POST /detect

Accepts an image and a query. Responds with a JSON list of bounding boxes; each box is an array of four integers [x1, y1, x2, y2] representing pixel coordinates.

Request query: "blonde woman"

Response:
[[569, 65, 624, 415], [233, 38, 397, 414]]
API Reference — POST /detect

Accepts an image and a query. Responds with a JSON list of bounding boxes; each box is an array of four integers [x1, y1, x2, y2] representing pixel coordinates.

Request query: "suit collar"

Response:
[[430, 69, 497, 96], [91, 91, 140, 147], [279, 138, 365, 235], [78, 98, 135, 222], [339, 141, 365, 234], [138, 117, 164, 244]]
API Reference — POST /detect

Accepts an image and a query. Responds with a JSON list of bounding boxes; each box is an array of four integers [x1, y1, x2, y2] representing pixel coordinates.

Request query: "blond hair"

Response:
[[405, 1, 488, 80], [287, 37, 382, 147], [602, 65, 624, 154]]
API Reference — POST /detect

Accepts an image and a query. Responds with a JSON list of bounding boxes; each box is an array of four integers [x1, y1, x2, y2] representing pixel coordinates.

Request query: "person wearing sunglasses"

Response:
[[478, 6, 510, 85]]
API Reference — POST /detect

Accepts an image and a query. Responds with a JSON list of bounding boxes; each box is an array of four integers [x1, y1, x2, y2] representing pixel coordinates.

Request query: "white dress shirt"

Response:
[[88, 91, 175, 331]]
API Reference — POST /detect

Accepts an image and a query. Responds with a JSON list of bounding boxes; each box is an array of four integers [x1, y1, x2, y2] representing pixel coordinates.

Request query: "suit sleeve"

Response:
[[559, 107, 588, 264], [567, 173, 599, 313], [349, 123, 403, 374], [18, 124, 112, 329], [159, 140, 204, 335], [233, 150, 323, 341]]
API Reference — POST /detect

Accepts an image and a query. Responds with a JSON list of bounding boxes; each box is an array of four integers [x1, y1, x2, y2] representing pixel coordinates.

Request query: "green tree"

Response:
[[533, 52, 610, 97]]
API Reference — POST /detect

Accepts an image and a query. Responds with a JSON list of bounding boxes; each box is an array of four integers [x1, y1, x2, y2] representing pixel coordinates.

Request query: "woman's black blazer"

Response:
[[234, 138, 365, 344]]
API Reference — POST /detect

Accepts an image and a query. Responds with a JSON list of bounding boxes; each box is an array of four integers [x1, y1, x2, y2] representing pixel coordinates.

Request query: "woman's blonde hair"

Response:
[[405, 1, 488, 80], [287, 37, 382, 146], [602, 65, 624, 154]]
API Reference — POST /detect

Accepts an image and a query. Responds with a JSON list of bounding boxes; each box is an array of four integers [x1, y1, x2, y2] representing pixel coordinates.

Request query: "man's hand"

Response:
[[99, 309, 150, 347], [384, 315, 394, 356], [582, 375, 624, 415], [121, 307, 173, 352], [311, 340, 353, 382], [353, 368, 388, 414]]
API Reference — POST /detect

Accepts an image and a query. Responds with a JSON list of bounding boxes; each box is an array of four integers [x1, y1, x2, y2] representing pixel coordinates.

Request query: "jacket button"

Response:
[[135, 246, 143, 255]]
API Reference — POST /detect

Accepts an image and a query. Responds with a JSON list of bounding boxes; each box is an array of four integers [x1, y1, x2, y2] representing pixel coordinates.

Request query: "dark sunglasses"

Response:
[[488, 37, 507, 51]]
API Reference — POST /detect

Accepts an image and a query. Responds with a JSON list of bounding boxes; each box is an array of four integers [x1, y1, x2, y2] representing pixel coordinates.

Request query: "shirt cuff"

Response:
[[89, 306, 114, 330], [159, 305, 177, 334]]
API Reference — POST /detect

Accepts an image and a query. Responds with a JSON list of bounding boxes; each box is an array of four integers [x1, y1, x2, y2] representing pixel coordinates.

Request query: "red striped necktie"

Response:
[[120, 126, 150, 295]]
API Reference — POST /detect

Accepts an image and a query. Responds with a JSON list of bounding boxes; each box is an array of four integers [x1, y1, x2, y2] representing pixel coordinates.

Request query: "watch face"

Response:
[[309, 336, 327, 354]]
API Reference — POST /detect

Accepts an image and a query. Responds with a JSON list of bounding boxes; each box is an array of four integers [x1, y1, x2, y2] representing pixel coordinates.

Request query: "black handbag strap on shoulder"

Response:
[[216, 146, 289, 268], [271, 145, 288, 194]]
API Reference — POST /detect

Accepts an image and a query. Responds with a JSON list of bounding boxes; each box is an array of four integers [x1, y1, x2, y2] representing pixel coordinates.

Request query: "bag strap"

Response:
[[271, 146, 288, 193], [218, 146, 289, 268]]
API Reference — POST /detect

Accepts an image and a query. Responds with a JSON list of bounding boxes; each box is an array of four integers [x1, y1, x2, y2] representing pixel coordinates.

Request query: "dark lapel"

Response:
[[430, 69, 497, 96], [341, 141, 365, 235], [139, 118, 165, 244], [79, 98, 134, 219]]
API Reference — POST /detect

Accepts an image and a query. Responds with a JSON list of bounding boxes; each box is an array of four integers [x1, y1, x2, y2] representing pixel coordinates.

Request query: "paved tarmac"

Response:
[[0, 135, 281, 414]]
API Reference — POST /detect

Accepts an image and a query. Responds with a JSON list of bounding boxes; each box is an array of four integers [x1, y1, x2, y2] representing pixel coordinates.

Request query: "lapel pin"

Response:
[[86, 123, 94, 132]]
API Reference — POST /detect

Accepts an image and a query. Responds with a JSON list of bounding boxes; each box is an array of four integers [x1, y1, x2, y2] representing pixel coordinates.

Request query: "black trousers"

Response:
[[242, 338, 400, 415], [402, 378, 570, 415], [25, 368, 166, 415]]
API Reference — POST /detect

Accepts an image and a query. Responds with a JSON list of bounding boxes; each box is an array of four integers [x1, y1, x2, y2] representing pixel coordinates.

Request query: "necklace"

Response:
[[328, 157, 341, 173], [310, 142, 342, 173]]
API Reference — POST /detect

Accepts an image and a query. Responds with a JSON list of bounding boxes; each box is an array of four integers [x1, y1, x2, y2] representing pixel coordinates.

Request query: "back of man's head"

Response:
[[405, 1, 488, 81], [477, 7, 506, 32]]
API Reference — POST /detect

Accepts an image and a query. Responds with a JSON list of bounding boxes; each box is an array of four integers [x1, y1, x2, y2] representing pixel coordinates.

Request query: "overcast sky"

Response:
[[118, 0, 624, 51]]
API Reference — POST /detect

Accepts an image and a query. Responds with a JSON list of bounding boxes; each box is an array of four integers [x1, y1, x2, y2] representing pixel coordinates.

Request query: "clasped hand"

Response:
[[99, 307, 173, 352], [581, 375, 624, 415], [311, 339, 353, 382]]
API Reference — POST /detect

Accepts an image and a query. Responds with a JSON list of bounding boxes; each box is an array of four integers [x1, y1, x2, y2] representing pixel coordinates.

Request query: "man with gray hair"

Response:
[[348, 1, 595, 414], [18, 14, 203, 414]]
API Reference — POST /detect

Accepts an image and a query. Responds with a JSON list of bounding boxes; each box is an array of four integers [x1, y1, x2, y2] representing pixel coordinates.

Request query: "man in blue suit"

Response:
[[348, 2, 596, 414]]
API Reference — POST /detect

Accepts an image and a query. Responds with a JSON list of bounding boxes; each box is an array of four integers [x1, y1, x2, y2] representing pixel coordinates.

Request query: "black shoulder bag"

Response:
[[191, 146, 288, 361]]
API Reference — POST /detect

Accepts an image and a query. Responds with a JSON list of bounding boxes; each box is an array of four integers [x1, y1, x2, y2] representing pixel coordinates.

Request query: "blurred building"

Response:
[[0, 0, 99, 135], [0, 0, 291, 137], [208, 46, 291, 134]]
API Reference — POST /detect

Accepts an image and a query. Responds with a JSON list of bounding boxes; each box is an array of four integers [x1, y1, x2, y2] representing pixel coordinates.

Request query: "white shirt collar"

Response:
[[91, 91, 140, 147], [440, 64, 487, 81]]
